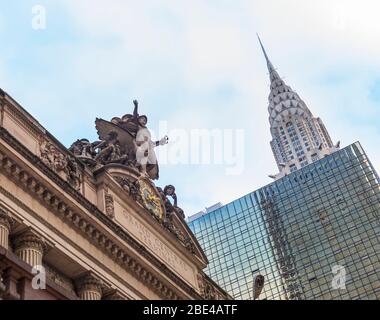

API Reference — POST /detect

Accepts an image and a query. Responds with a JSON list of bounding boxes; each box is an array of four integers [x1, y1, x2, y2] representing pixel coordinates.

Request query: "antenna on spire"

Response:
[[257, 34, 270, 64], [256, 34, 277, 76]]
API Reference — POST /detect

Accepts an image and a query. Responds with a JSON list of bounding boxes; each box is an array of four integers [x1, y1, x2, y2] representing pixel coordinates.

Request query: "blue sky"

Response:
[[0, 0, 379, 216]]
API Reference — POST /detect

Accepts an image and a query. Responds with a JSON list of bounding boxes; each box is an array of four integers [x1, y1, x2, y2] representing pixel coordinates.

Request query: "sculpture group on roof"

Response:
[[69, 100, 168, 180], [69, 99, 185, 225]]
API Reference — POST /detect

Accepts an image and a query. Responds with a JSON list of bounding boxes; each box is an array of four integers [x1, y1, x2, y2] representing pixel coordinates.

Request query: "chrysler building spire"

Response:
[[257, 36, 340, 180], [257, 34, 280, 82]]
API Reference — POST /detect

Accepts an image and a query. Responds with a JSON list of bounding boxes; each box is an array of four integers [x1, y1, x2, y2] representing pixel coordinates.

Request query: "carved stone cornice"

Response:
[[0, 127, 202, 300]]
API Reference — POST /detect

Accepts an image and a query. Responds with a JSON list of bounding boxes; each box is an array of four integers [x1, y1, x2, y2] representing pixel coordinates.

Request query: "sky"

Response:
[[0, 0, 379, 217]]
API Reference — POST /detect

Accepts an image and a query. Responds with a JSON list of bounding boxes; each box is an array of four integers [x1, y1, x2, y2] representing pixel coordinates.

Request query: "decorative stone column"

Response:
[[76, 274, 103, 300], [0, 209, 14, 250], [13, 230, 45, 267]]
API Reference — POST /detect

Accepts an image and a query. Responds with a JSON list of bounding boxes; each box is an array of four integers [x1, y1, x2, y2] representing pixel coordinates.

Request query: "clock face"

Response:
[[138, 178, 165, 220]]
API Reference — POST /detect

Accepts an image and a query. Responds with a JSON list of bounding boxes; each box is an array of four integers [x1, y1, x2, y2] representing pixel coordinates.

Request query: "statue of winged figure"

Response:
[[95, 100, 168, 180]]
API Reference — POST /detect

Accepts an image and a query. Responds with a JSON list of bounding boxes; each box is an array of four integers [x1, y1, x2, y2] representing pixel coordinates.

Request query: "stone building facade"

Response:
[[0, 88, 231, 300]]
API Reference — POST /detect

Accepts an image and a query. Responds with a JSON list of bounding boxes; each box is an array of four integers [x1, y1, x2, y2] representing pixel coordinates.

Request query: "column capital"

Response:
[[76, 273, 103, 300], [13, 229, 46, 253], [0, 208, 15, 231]]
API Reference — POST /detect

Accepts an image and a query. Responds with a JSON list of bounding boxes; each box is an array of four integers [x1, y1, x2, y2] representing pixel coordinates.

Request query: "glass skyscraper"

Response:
[[188, 142, 380, 300]]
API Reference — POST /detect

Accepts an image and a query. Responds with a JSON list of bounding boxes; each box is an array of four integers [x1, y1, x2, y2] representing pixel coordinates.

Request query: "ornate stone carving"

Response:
[[114, 175, 170, 223], [104, 192, 115, 219], [151, 184, 194, 252], [197, 273, 217, 300], [40, 140, 82, 190], [203, 284, 217, 300], [69, 138, 97, 167], [76, 274, 103, 300], [94, 132, 131, 166], [40, 140, 67, 173], [159, 185, 185, 219], [183, 235, 196, 254], [65, 156, 81, 191], [113, 176, 142, 202]]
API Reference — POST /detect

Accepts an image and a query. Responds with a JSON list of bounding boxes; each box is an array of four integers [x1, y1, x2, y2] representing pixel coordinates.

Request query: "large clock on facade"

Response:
[[137, 178, 165, 220]]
